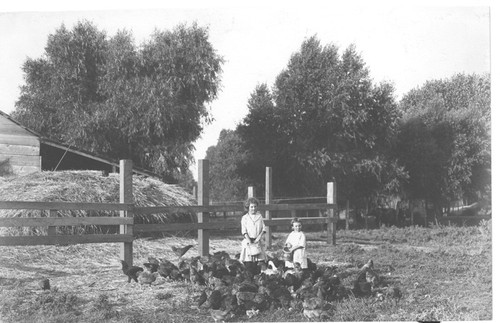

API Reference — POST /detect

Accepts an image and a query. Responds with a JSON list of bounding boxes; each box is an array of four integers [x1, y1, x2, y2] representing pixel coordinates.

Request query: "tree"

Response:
[[237, 37, 405, 206], [396, 73, 490, 211], [13, 20, 224, 182], [205, 129, 248, 202]]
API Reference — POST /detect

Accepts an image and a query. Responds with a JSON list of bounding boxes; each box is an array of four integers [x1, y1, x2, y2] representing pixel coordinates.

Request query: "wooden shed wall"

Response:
[[0, 115, 41, 175]]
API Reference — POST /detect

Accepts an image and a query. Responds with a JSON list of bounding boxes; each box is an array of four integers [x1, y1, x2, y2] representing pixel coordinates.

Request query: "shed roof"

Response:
[[0, 110, 159, 178]]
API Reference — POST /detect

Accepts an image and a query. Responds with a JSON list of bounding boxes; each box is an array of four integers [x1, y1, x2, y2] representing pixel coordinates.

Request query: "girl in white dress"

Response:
[[284, 218, 308, 269], [239, 197, 267, 267]]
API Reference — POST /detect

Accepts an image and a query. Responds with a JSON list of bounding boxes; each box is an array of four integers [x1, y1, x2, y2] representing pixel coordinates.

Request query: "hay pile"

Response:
[[0, 171, 196, 235]]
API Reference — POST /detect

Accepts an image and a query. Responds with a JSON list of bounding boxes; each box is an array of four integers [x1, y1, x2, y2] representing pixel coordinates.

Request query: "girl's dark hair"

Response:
[[244, 197, 260, 210], [290, 217, 302, 226]]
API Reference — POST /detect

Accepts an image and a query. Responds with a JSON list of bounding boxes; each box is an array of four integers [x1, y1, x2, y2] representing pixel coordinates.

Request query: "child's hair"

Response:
[[290, 217, 302, 226], [244, 197, 260, 210]]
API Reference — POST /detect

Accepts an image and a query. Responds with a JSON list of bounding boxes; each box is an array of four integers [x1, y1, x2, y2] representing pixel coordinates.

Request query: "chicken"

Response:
[[38, 278, 50, 290], [366, 269, 380, 288], [120, 260, 144, 283], [302, 296, 324, 321], [223, 255, 243, 274], [260, 260, 280, 277], [158, 259, 178, 279], [385, 285, 402, 304], [220, 293, 238, 312], [303, 308, 324, 321], [198, 290, 208, 308], [190, 265, 205, 286], [143, 262, 159, 273], [138, 271, 157, 287], [205, 289, 223, 309], [171, 244, 194, 259], [209, 308, 232, 323], [147, 256, 160, 265], [246, 308, 259, 319], [357, 259, 380, 288]]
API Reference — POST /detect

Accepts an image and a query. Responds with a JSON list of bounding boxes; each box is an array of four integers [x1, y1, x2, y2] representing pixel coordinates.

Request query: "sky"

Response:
[[0, 1, 494, 176]]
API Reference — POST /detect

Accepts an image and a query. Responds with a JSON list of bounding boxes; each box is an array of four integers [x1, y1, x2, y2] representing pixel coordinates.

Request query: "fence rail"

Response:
[[0, 216, 133, 227], [0, 201, 131, 211], [0, 234, 134, 246]]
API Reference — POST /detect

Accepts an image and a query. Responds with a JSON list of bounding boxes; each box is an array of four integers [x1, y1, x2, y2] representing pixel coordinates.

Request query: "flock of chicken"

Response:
[[119, 245, 402, 322]]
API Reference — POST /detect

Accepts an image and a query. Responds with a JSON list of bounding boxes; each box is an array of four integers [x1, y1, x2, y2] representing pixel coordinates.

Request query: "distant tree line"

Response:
[[12, 20, 490, 212], [207, 36, 490, 215]]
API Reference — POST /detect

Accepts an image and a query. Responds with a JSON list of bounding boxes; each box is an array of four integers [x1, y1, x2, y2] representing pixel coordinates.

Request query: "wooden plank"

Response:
[[135, 220, 240, 233], [133, 203, 336, 215], [48, 210, 57, 236], [0, 154, 41, 166], [0, 216, 133, 227], [0, 127, 33, 137], [198, 159, 210, 256], [0, 134, 39, 146], [0, 124, 35, 136], [0, 234, 134, 246], [120, 159, 134, 266], [327, 181, 337, 245], [265, 217, 336, 226], [437, 215, 491, 221], [134, 217, 334, 233], [1, 202, 336, 217], [248, 186, 255, 198], [265, 167, 272, 248], [0, 201, 132, 211], [0, 144, 39, 156], [0, 116, 15, 125], [10, 165, 40, 175]]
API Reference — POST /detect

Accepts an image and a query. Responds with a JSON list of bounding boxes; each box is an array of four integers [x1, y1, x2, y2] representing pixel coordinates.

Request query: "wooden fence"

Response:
[[0, 159, 338, 266]]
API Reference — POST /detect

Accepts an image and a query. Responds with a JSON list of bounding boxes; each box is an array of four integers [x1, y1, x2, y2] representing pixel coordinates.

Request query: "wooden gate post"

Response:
[[346, 199, 350, 230], [120, 159, 134, 266], [265, 167, 272, 248], [248, 186, 255, 199], [327, 180, 337, 245], [198, 159, 210, 256]]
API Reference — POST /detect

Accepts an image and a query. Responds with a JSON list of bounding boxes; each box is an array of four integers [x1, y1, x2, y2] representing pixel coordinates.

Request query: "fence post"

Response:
[[248, 186, 255, 199], [409, 200, 414, 226], [198, 159, 210, 256], [120, 159, 134, 266], [327, 180, 337, 245], [346, 199, 350, 230], [48, 209, 57, 236], [265, 167, 272, 248]]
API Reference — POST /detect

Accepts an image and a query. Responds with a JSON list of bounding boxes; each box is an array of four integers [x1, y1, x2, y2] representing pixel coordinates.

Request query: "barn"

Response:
[[0, 110, 154, 177]]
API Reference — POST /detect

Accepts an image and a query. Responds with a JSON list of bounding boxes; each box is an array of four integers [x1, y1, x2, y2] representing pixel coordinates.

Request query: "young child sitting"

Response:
[[284, 217, 308, 269]]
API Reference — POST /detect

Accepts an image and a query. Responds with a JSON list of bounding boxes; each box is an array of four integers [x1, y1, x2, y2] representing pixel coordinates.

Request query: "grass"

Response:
[[0, 220, 492, 322]]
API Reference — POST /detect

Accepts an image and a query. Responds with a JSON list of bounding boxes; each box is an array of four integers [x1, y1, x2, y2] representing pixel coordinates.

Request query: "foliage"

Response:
[[396, 73, 490, 209], [205, 129, 248, 202], [13, 20, 224, 182], [237, 37, 404, 204]]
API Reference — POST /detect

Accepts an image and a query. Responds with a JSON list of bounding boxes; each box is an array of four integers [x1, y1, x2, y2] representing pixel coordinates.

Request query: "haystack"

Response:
[[0, 170, 196, 235]]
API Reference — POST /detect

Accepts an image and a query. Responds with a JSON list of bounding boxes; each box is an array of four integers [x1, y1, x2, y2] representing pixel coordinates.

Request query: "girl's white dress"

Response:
[[285, 231, 308, 269], [239, 212, 267, 262]]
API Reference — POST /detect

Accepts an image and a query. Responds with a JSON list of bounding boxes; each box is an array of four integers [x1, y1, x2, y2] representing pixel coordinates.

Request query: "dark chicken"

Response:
[[171, 244, 194, 259], [38, 278, 50, 290], [120, 260, 144, 283]]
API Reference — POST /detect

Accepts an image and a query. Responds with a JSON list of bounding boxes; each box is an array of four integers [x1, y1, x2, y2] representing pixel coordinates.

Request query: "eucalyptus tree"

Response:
[[237, 36, 405, 206], [14, 20, 224, 182], [396, 73, 490, 211]]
